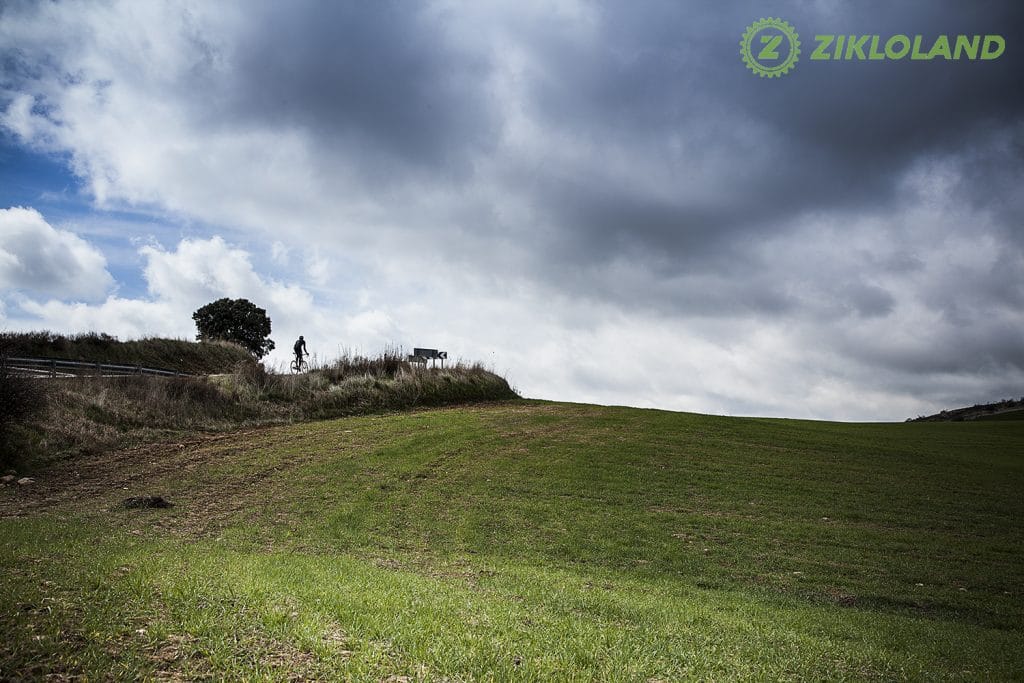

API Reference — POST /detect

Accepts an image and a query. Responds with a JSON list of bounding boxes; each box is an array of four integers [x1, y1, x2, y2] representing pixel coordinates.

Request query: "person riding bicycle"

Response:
[[293, 335, 308, 367]]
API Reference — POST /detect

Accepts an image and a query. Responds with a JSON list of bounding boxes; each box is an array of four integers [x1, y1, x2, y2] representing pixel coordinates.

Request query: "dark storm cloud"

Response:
[[445, 1, 1024, 363], [507, 0, 1024, 257], [948, 123, 1024, 245], [136, 0, 1021, 278], [831, 315, 1024, 383], [221, 1, 497, 180]]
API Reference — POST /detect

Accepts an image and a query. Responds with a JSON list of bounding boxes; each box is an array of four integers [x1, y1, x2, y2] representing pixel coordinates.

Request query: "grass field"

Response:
[[1, 401, 1022, 680]]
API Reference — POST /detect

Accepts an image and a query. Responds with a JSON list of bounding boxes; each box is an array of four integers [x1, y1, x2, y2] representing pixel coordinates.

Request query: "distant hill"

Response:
[[0, 331, 252, 374], [908, 397, 1024, 422]]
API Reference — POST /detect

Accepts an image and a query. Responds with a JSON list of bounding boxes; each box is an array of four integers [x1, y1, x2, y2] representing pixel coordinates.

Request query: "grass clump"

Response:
[[242, 349, 517, 418], [1, 337, 48, 468], [0, 361, 46, 470]]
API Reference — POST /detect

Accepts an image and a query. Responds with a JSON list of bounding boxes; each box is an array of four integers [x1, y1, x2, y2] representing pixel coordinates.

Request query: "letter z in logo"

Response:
[[740, 18, 801, 77]]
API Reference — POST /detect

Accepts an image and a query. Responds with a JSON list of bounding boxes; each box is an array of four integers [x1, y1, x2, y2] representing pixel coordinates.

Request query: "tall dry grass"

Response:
[[10, 353, 517, 469], [0, 362, 46, 468]]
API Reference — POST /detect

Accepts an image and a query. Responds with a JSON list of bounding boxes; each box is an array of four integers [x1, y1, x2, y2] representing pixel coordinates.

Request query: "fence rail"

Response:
[[2, 356, 188, 378]]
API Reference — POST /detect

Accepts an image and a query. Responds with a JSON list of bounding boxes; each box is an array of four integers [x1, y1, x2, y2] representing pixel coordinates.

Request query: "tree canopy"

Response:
[[192, 298, 275, 359]]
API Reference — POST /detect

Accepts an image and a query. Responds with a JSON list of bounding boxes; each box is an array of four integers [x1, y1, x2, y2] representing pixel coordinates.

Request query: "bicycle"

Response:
[[290, 352, 308, 374]]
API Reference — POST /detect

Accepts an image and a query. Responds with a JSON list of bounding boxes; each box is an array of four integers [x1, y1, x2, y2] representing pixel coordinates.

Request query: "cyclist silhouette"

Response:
[[292, 335, 308, 372]]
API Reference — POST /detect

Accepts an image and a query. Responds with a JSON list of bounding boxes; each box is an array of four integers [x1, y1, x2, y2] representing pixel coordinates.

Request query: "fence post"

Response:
[[51, 359, 57, 378]]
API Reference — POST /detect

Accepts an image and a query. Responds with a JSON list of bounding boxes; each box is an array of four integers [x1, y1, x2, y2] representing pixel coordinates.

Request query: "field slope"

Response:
[[1, 401, 1022, 680]]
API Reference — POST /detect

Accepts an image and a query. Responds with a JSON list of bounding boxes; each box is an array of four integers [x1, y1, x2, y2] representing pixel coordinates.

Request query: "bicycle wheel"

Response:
[[290, 359, 301, 373]]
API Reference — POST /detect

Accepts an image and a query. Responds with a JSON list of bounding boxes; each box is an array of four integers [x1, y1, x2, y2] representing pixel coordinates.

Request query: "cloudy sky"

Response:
[[1, 1, 1021, 420]]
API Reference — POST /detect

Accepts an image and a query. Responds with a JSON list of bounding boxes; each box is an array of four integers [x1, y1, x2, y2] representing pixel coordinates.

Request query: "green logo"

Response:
[[740, 18, 801, 78], [809, 34, 1005, 61], [741, 18, 1006, 78]]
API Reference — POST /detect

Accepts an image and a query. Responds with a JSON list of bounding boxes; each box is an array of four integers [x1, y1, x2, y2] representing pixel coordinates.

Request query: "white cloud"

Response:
[[18, 296, 178, 340], [6, 232, 404, 370], [270, 241, 290, 266], [139, 236, 265, 305], [0, 206, 114, 301], [305, 250, 330, 287], [1, 95, 40, 141]]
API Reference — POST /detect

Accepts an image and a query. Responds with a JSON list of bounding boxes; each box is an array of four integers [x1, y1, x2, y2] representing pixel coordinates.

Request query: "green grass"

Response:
[[2, 401, 1022, 680]]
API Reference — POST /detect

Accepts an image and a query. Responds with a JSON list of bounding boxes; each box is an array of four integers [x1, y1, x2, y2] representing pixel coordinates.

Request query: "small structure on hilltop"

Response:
[[409, 347, 448, 369]]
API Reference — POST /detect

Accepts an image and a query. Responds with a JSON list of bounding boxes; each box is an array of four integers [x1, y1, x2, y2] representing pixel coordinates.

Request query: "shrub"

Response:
[[0, 361, 46, 467], [232, 359, 271, 392]]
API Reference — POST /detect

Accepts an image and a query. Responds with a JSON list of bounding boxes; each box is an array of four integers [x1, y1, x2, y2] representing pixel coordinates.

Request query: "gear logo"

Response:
[[740, 18, 801, 78]]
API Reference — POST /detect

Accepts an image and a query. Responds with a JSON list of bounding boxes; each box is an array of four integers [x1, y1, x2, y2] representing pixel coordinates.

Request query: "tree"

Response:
[[192, 298, 276, 359]]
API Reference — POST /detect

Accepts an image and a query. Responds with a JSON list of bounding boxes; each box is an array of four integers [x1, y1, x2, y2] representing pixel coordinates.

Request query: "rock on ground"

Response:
[[122, 496, 174, 509]]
